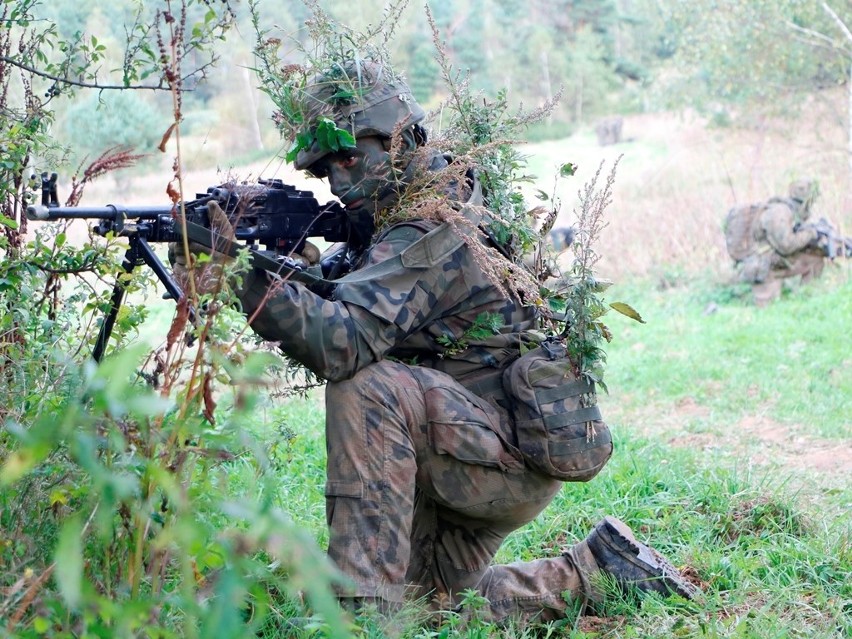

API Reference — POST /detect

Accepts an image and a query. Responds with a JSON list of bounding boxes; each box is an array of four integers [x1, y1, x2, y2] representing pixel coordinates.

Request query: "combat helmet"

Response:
[[788, 179, 819, 208], [293, 60, 426, 171]]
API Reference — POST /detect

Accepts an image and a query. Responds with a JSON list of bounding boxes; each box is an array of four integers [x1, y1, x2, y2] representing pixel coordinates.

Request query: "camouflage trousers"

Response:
[[324, 360, 595, 624], [752, 252, 825, 306]]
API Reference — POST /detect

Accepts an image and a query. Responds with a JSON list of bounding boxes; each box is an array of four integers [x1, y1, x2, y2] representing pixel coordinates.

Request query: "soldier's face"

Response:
[[309, 136, 397, 219]]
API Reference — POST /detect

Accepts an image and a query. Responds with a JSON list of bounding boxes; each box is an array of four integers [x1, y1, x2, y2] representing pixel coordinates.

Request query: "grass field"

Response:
[[232, 269, 849, 638], [5, 92, 851, 637]]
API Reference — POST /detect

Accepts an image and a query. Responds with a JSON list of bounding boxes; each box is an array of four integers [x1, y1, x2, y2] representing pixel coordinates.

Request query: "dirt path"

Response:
[[602, 396, 852, 497], [670, 412, 852, 476]]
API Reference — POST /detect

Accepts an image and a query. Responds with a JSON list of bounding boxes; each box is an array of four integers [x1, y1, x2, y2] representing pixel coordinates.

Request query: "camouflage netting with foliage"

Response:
[[251, 0, 642, 390]]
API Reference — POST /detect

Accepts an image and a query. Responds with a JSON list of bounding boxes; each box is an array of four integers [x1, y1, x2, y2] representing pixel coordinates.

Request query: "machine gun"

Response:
[[800, 217, 852, 259], [26, 172, 350, 362]]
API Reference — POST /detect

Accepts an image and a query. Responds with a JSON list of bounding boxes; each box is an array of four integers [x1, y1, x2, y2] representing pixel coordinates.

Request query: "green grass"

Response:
[[603, 267, 852, 439], [3, 270, 850, 638], [242, 401, 850, 638], [213, 270, 851, 637]]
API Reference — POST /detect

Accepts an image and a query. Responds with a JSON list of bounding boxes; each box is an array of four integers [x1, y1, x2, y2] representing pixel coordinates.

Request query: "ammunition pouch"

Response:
[[501, 339, 612, 482]]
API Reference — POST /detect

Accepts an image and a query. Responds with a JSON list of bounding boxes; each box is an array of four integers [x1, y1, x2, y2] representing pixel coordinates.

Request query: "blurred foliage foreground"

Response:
[[0, 230, 350, 637], [1, 234, 850, 637]]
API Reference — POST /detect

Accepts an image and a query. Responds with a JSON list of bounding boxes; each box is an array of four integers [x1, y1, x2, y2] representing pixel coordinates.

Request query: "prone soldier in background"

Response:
[[725, 179, 850, 307]]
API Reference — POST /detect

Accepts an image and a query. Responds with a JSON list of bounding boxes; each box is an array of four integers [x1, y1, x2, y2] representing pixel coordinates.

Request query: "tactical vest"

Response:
[[724, 196, 798, 262]]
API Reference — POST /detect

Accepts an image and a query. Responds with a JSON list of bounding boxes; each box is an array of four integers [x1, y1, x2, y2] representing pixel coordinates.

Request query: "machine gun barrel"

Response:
[[26, 204, 176, 222], [26, 177, 350, 251], [25, 174, 354, 362]]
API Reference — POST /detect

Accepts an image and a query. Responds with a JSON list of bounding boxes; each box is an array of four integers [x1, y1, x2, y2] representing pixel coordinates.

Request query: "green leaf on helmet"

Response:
[[315, 119, 334, 151], [559, 162, 578, 177], [285, 131, 314, 163], [315, 117, 355, 153], [285, 139, 301, 163], [284, 118, 356, 165], [334, 127, 356, 150], [330, 88, 356, 105]]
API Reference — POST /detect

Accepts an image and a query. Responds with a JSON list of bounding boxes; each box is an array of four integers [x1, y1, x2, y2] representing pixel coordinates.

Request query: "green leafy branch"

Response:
[[285, 116, 356, 164], [436, 312, 503, 357], [549, 157, 644, 392]]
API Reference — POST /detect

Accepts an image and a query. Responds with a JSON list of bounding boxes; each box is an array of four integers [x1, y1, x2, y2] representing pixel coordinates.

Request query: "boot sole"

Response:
[[592, 516, 699, 600]]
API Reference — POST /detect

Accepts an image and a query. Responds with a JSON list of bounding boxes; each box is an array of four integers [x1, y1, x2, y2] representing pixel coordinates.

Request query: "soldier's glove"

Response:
[[168, 201, 236, 295], [287, 241, 321, 269]]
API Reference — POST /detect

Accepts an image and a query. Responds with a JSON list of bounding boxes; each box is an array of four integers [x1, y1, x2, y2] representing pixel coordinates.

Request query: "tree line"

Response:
[[4, 0, 848, 182]]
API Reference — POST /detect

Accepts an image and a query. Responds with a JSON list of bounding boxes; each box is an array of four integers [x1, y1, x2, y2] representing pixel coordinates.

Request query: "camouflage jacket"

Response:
[[757, 198, 819, 258], [237, 163, 537, 384], [739, 198, 822, 283]]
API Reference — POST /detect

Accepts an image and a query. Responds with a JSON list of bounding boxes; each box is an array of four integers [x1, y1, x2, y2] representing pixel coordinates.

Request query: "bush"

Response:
[[60, 92, 167, 166]]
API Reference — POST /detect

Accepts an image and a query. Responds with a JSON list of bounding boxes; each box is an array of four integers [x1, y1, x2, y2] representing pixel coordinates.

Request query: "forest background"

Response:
[[1, 1, 850, 638], [22, 0, 852, 277]]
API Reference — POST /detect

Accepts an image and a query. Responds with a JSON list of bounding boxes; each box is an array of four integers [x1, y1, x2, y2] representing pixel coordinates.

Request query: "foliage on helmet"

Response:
[[290, 60, 425, 170], [249, 3, 420, 169], [288, 116, 356, 165], [788, 179, 819, 204]]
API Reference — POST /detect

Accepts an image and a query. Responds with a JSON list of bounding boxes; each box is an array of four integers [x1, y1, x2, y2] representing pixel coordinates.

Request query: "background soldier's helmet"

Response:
[[293, 60, 426, 171], [788, 179, 819, 206]]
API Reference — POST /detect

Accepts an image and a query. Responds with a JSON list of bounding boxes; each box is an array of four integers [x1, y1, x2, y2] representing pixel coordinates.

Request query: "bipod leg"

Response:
[[135, 236, 186, 306], [134, 236, 198, 345], [93, 239, 142, 362]]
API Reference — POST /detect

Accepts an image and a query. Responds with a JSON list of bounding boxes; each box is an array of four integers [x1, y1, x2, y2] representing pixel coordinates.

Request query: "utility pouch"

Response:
[[502, 339, 612, 481]]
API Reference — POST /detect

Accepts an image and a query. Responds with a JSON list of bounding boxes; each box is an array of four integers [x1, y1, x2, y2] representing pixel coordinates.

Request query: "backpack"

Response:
[[502, 339, 612, 482], [723, 203, 764, 262]]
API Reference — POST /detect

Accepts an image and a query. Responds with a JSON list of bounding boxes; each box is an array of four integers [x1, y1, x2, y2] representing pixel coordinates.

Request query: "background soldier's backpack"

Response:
[[723, 203, 764, 262]]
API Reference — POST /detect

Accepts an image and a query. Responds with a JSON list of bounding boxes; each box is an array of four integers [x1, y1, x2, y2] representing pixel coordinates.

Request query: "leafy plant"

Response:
[[547, 158, 645, 390], [1, 2, 353, 637], [423, 7, 644, 390], [436, 312, 503, 357]]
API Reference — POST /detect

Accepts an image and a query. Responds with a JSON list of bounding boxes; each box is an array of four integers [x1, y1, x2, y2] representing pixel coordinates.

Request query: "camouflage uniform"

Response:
[[212, 59, 698, 625], [236, 159, 599, 623], [739, 182, 824, 306]]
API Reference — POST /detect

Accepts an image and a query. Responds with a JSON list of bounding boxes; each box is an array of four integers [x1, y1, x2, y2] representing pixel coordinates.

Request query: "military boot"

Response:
[[572, 516, 699, 600]]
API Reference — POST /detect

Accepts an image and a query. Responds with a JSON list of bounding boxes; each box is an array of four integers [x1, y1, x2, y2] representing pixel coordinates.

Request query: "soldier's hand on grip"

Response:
[[288, 241, 321, 269], [168, 201, 236, 295]]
